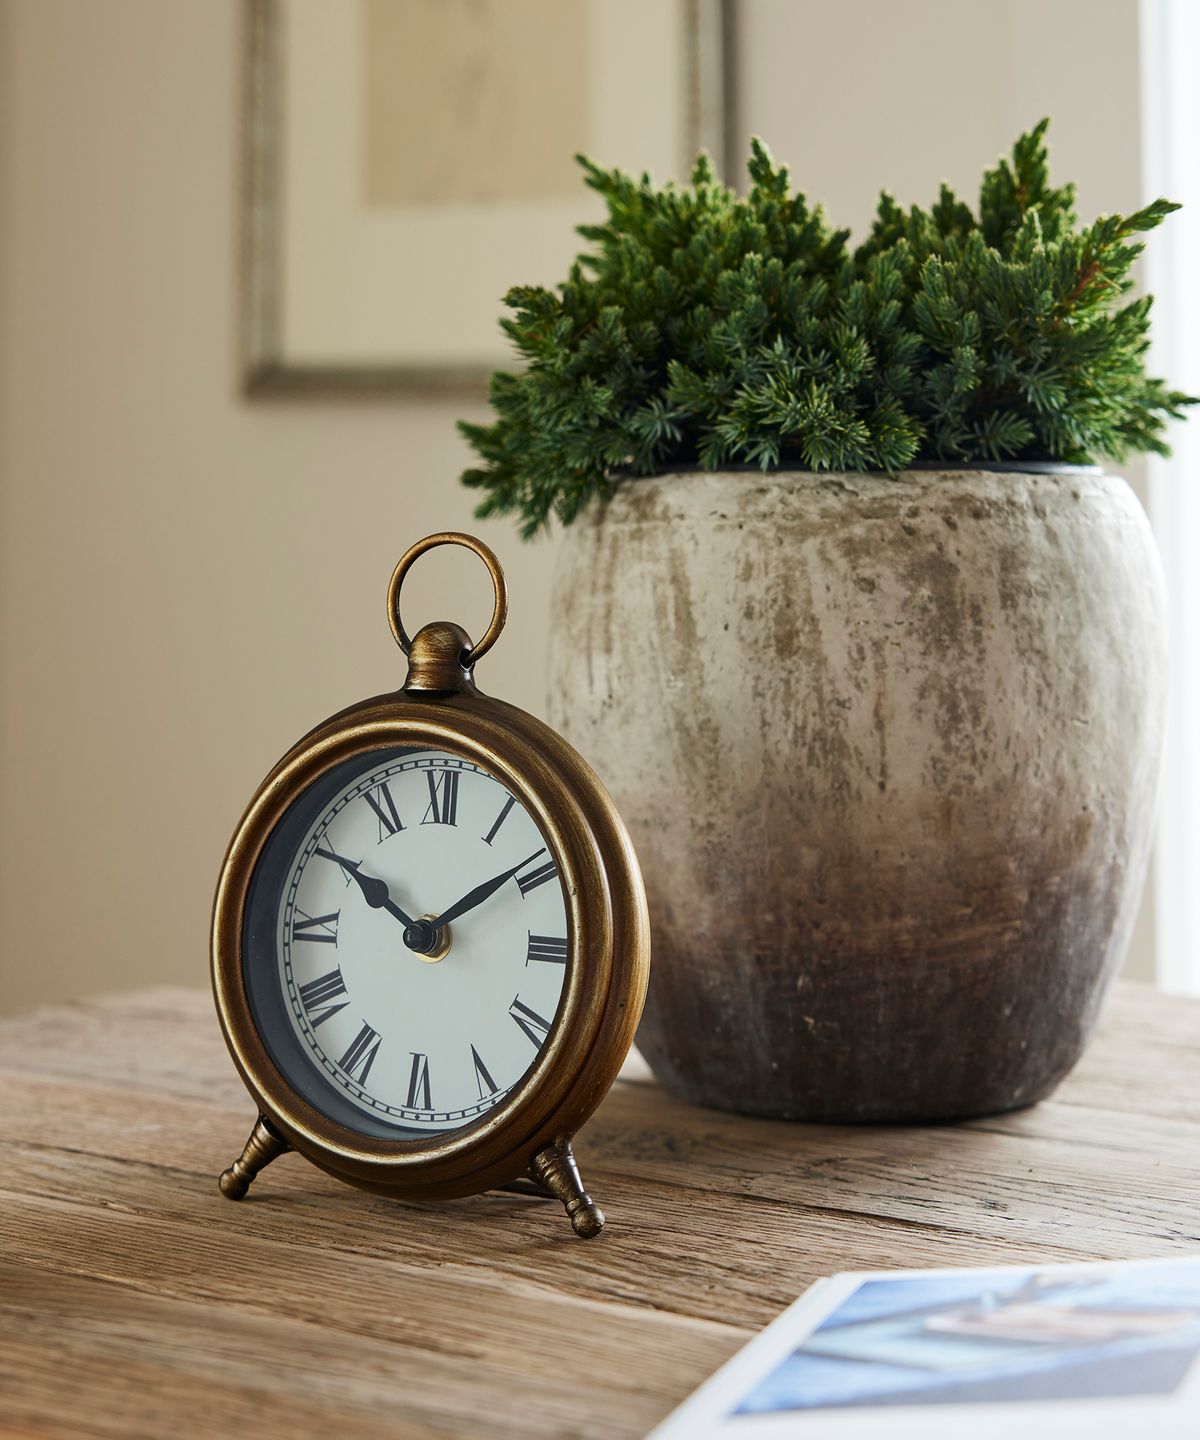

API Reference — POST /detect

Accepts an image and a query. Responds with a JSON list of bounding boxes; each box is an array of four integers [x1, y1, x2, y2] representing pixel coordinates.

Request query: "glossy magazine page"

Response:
[[649, 1257, 1200, 1440]]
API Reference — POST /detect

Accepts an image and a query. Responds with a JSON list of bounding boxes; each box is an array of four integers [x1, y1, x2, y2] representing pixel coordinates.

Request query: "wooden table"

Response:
[[1, 983, 1197, 1438]]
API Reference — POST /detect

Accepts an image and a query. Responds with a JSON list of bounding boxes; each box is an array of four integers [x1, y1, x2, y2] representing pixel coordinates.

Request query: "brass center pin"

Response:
[[415, 914, 452, 963]]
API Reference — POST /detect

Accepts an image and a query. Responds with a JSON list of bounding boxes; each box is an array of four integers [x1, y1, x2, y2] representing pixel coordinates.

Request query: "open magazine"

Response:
[[649, 1257, 1200, 1439]]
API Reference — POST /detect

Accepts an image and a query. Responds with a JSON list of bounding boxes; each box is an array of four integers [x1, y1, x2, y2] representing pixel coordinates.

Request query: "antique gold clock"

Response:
[[211, 532, 650, 1237]]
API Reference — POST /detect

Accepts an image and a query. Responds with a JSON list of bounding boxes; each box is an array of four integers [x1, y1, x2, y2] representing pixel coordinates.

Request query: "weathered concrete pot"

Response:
[[546, 468, 1166, 1122]]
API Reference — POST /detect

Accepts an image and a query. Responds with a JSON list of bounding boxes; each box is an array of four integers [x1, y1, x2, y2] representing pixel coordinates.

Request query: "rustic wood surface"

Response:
[[1, 982, 1197, 1438]]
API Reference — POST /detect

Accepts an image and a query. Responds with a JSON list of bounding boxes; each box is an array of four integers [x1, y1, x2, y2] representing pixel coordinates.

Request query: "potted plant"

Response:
[[458, 122, 1194, 1123]]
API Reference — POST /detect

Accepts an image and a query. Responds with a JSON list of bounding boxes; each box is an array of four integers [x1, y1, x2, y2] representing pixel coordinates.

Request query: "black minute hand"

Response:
[[314, 845, 417, 928], [431, 849, 547, 928]]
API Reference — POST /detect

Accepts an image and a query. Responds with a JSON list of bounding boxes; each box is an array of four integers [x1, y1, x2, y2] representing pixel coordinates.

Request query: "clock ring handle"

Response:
[[387, 531, 509, 667]]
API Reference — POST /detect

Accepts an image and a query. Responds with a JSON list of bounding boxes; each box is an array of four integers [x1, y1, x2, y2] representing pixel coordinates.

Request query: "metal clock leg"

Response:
[[530, 1139, 605, 1239], [218, 1115, 290, 1199]]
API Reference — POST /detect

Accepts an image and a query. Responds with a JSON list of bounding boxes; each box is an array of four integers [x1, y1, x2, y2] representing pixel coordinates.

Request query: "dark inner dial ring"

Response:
[[242, 747, 570, 1140]]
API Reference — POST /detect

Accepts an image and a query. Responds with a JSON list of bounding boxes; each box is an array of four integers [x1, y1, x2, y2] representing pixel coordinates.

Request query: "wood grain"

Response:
[[0, 983, 1197, 1438]]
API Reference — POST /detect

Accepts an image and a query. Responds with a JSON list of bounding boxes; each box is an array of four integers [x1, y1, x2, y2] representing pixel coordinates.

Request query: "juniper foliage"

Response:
[[459, 121, 1194, 537]]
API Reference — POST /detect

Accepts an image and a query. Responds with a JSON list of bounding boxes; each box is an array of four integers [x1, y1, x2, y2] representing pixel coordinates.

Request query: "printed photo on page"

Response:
[[648, 1257, 1200, 1440]]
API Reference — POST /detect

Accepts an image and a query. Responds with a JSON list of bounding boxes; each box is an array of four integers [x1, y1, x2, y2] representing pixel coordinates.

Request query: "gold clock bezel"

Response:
[[211, 686, 650, 1203]]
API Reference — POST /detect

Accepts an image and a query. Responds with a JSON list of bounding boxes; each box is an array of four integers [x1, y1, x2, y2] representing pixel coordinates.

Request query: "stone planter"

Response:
[[546, 468, 1166, 1122]]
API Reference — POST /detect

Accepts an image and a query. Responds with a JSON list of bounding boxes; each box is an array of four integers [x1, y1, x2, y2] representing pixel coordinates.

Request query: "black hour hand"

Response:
[[314, 846, 416, 928]]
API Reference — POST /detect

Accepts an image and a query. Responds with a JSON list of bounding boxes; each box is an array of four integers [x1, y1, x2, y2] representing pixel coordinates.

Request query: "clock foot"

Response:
[[530, 1139, 605, 1239], [219, 1115, 289, 1200]]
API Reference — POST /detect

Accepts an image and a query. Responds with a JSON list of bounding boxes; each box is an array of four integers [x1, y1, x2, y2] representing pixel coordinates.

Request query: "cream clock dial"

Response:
[[276, 750, 568, 1132]]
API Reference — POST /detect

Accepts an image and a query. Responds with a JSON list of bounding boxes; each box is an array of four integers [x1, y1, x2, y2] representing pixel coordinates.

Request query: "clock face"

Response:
[[242, 747, 569, 1138]]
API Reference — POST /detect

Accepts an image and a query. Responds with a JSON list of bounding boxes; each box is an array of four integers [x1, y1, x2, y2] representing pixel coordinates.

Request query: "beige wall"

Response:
[[0, 0, 562, 1015], [736, 0, 1145, 231], [0, 0, 1154, 1013]]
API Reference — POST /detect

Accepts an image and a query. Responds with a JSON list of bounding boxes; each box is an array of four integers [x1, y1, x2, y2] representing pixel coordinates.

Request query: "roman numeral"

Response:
[[406, 1052, 432, 1110], [470, 1044, 498, 1100], [297, 967, 349, 1028], [509, 996, 553, 1050], [526, 933, 568, 965], [422, 769, 460, 826], [338, 1023, 381, 1086], [363, 780, 404, 841], [515, 852, 558, 896], [292, 909, 339, 944], [482, 795, 516, 846]]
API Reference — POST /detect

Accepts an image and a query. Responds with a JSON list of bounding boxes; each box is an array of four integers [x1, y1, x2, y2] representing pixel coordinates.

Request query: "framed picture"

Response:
[[241, 0, 733, 396]]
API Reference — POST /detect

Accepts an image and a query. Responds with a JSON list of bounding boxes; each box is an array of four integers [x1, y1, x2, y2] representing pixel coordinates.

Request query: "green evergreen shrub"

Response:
[[459, 121, 1194, 537]]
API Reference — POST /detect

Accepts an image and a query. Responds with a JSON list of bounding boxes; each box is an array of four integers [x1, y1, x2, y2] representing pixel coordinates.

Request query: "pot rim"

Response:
[[610, 460, 1104, 479]]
